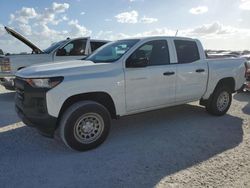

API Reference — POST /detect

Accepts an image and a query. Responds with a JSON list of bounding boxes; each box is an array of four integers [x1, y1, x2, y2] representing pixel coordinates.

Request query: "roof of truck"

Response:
[[65, 37, 110, 43], [118, 36, 197, 41], [90, 39, 111, 43]]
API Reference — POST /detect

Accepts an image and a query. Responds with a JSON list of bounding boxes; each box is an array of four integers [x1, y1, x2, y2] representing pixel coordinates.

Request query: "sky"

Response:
[[0, 0, 250, 53]]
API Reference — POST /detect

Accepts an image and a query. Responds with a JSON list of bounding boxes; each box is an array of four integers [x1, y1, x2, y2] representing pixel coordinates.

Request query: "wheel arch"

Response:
[[200, 77, 235, 106], [214, 77, 235, 93], [58, 92, 117, 121]]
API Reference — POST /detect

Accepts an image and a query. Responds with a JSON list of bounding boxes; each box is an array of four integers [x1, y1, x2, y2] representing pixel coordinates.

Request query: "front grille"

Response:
[[14, 77, 25, 89], [16, 88, 24, 101]]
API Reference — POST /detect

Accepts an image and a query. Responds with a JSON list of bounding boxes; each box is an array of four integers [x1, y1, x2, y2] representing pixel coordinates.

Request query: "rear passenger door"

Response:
[[174, 40, 208, 102], [125, 40, 177, 112]]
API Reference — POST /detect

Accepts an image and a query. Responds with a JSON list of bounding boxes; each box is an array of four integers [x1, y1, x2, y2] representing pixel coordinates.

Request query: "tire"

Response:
[[59, 101, 111, 151], [205, 86, 232, 116]]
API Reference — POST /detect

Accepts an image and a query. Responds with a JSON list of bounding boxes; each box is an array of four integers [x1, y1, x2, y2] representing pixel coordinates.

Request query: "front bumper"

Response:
[[14, 77, 57, 137]]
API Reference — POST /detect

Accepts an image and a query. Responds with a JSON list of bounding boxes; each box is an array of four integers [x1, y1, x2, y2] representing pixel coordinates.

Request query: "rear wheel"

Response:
[[59, 101, 111, 151], [206, 86, 232, 116]]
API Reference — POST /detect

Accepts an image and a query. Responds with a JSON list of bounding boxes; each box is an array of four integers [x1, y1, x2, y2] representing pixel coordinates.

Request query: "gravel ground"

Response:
[[0, 85, 249, 188]]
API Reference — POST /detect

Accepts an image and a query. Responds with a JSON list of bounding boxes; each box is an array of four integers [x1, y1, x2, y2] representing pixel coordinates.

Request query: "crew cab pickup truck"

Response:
[[0, 26, 109, 90], [14, 36, 247, 151]]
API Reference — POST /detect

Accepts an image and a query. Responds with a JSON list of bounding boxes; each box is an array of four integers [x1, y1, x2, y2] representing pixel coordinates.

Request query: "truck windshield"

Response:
[[85, 39, 140, 63], [43, 40, 66, 54]]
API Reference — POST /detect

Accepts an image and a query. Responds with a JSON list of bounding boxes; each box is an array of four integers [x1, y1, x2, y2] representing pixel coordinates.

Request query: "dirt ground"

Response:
[[0, 85, 249, 188]]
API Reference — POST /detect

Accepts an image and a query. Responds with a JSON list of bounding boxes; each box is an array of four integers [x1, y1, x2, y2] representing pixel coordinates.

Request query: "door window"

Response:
[[56, 39, 86, 56], [126, 40, 170, 67], [174, 40, 200, 63]]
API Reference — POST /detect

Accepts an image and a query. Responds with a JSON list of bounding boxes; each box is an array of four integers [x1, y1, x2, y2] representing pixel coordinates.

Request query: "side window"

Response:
[[126, 40, 170, 67], [57, 39, 86, 56], [90, 42, 107, 52], [174, 40, 200, 63], [64, 43, 74, 53]]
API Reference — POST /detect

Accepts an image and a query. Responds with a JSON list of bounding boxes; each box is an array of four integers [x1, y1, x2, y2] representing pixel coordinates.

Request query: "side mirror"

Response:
[[56, 48, 66, 56]]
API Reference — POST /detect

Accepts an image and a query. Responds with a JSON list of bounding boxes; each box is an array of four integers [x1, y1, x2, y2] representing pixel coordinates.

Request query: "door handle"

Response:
[[196, 69, 205, 73], [163, 72, 175, 76]]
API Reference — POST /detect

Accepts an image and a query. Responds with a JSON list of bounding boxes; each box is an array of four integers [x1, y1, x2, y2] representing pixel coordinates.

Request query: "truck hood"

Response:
[[15, 60, 110, 78], [5, 26, 43, 54]]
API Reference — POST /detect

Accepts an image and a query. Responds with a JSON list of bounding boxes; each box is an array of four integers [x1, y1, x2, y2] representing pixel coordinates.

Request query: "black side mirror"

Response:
[[126, 50, 149, 68], [130, 57, 149, 68], [56, 48, 66, 56]]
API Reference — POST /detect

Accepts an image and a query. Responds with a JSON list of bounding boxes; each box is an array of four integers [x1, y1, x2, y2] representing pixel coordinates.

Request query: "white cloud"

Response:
[[9, 3, 70, 26], [61, 15, 69, 21], [18, 24, 32, 35], [185, 22, 242, 36], [96, 21, 250, 50], [68, 19, 92, 37], [51, 2, 69, 13], [0, 24, 5, 37], [94, 28, 175, 40], [189, 6, 208, 15], [2, 2, 93, 53], [239, 0, 250, 10], [80, 11, 85, 15], [10, 7, 37, 24], [140, 16, 158, 24], [115, 11, 158, 24], [38, 2, 70, 25], [115, 10, 138, 24], [95, 30, 113, 39]]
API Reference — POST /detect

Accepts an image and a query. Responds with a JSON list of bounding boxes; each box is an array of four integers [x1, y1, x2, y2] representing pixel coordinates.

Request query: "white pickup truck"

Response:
[[0, 26, 109, 90], [14, 36, 247, 151]]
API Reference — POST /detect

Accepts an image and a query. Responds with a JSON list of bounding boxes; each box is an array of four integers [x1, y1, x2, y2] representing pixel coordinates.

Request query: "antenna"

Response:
[[175, 30, 178, 36]]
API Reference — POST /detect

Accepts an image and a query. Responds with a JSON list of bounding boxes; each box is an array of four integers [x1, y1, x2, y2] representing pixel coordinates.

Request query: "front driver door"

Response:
[[125, 40, 176, 112]]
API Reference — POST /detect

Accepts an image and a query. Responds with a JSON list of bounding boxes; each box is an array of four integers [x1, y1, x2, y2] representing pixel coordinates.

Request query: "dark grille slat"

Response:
[[14, 77, 25, 102]]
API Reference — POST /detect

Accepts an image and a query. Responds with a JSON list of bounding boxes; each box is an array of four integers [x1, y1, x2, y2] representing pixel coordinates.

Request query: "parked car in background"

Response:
[[0, 26, 110, 90], [14, 36, 247, 151]]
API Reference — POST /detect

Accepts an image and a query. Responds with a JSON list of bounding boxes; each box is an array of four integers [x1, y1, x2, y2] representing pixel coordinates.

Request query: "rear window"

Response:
[[174, 40, 200, 63]]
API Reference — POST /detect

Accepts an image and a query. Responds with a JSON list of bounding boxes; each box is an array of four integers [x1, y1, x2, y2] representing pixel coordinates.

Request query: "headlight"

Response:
[[25, 77, 64, 89]]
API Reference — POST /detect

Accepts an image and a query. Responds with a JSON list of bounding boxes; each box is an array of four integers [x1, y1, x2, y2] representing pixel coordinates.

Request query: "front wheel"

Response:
[[205, 86, 232, 116], [59, 101, 111, 151]]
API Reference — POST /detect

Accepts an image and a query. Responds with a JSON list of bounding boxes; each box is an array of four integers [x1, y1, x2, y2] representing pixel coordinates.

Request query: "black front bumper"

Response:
[[14, 77, 57, 137]]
